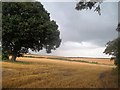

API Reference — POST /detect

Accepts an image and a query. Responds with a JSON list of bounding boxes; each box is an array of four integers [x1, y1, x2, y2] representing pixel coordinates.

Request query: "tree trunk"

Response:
[[11, 53, 17, 62]]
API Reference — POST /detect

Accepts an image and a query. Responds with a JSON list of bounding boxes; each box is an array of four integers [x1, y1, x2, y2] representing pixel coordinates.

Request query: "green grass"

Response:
[[22, 56, 102, 65], [24, 56, 45, 58], [22, 56, 115, 66], [0, 56, 1, 61], [47, 57, 69, 61], [47, 57, 99, 64], [3, 60, 32, 65], [24, 56, 33, 58]]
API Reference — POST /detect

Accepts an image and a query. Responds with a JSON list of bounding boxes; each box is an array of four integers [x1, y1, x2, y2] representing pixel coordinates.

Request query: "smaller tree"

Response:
[[103, 37, 118, 65], [104, 23, 120, 67]]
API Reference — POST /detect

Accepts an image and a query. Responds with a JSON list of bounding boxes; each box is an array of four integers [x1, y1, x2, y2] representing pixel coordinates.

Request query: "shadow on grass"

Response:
[[3, 59, 32, 64], [98, 67, 118, 88]]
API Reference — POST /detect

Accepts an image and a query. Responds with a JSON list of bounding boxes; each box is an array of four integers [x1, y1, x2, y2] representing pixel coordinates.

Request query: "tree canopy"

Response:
[[103, 38, 118, 57], [103, 24, 120, 66], [2, 2, 61, 61], [75, 0, 103, 15]]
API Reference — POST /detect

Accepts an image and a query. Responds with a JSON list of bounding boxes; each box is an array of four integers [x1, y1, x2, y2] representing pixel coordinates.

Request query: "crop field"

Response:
[[2, 55, 118, 88]]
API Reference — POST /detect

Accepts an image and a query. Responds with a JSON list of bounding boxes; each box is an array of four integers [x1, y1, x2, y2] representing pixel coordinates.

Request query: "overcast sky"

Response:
[[31, 1, 118, 58]]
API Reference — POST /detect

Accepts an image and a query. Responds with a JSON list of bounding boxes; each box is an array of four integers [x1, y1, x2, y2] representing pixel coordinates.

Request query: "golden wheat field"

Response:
[[2, 54, 118, 88]]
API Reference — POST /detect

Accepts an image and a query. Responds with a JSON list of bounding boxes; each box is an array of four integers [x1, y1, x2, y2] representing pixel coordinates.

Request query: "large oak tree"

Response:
[[2, 2, 61, 61]]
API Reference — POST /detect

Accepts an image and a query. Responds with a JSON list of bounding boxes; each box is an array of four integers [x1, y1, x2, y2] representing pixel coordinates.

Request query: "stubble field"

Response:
[[2, 54, 118, 88]]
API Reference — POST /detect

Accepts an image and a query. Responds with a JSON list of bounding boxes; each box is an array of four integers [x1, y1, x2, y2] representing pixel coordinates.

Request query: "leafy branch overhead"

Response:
[[75, 0, 103, 15]]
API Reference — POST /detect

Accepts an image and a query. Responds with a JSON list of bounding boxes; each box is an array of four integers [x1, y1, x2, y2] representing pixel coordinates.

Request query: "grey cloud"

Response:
[[31, 1, 118, 57], [42, 2, 118, 47]]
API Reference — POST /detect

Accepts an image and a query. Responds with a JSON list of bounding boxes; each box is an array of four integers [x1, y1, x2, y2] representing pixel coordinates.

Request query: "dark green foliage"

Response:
[[103, 23, 120, 68], [75, 1, 102, 15], [0, 2, 2, 44], [103, 38, 118, 56], [2, 2, 61, 61], [2, 51, 9, 60], [103, 37, 119, 66]]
